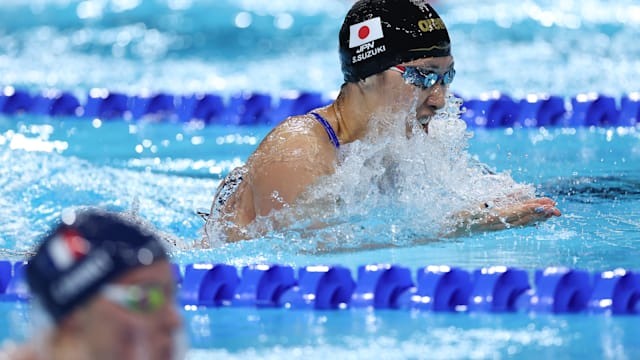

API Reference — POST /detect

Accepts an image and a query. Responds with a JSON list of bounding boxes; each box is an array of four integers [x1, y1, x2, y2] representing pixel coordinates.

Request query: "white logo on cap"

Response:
[[349, 17, 384, 48]]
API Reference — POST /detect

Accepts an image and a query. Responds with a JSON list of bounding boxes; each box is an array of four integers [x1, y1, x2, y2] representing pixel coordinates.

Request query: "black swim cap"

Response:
[[339, 0, 451, 83], [26, 209, 168, 323]]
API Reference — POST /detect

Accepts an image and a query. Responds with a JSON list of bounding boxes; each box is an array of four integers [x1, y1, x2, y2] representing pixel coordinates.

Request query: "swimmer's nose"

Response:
[[425, 83, 447, 110]]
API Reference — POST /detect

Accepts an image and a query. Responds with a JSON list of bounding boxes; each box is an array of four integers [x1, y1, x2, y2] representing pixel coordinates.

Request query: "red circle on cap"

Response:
[[358, 26, 370, 40]]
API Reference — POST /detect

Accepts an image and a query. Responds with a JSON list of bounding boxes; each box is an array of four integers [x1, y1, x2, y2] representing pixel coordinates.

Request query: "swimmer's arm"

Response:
[[207, 160, 318, 244], [446, 197, 561, 237], [251, 161, 321, 216]]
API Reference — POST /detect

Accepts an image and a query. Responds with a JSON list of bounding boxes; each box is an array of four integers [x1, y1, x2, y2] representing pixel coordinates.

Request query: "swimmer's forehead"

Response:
[[115, 259, 172, 286], [400, 56, 454, 71]]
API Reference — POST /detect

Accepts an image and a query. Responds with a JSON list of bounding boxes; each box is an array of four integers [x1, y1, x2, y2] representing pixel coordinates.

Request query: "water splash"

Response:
[[239, 94, 537, 252]]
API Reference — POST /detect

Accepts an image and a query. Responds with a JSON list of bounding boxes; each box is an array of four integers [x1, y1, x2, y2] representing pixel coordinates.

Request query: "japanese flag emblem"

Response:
[[349, 17, 384, 48], [48, 229, 91, 270]]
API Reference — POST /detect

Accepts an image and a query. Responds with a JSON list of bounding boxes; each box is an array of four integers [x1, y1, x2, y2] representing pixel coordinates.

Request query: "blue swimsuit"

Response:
[[311, 112, 340, 149]]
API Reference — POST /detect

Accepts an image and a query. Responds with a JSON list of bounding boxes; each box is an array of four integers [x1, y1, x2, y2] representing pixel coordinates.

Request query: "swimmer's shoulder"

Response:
[[262, 113, 326, 148], [248, 113, 334, 174], [278, 113, 318, 130]]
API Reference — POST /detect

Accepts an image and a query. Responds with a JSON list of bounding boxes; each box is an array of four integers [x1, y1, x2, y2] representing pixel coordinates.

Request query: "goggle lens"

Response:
[[102, 284, 172, 314], [392, 66, 455, 89]]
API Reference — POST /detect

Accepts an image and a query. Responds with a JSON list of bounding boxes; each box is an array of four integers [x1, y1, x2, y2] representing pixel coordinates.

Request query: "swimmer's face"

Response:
[[70, 260, 183, 360], [388, 56, 454, 133]]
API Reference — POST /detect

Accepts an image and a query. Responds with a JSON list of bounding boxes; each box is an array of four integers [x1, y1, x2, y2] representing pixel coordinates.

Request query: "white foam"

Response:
[[255, 94, 535, 250]]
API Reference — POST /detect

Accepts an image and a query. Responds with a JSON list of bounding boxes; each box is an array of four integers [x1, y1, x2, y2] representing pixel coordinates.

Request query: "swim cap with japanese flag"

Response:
[[349, 17, 384, 48], [339, 0, 451, 82]]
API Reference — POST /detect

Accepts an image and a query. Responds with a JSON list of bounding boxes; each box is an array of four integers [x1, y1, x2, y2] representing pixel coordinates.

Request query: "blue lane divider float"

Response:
[[2, 260, 640, 315], [2, 86, 639, 127], [397, 265, 472, 311], [516, 94, 566, 128], [468, 266, 530, 312], [179, 263, 240, 307], [31, 90, 82, 117], [619, 93, 640, 127], [517, 267, 592, 313], [589, 269, 640, 314], [0, 261, 29, 302], [351, 264, 413, 309], [232, 264, 296, 308], [567, 93, 619, 127], [278, 265, 355, 310]]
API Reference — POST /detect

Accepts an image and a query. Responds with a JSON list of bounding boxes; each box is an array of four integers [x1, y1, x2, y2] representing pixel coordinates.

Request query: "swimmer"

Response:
[[204, 0, 561, 244], [3, 208, 184, 360]]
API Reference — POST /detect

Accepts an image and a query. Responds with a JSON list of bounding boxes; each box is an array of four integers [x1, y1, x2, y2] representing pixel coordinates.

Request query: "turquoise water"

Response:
[[2, 117, 639, 358], [2, 300, 638, 359], [2, 118, 638, 270], [2, 0, 640, 358], [2, 0, 640, 97]]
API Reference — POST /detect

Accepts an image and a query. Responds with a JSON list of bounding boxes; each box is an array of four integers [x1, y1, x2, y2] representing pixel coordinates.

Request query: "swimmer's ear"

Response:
[[357, 76, 373, 90], [358, 73, 385, 90], [361, 76, 375, 86]]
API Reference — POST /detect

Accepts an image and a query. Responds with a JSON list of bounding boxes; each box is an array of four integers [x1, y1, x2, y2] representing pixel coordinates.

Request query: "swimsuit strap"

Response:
[[311, 112, 340, 149]]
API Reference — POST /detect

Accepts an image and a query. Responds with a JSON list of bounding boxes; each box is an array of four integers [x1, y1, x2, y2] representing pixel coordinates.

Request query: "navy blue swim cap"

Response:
[[26, 209, 168, 323], [339, 0, 451, 83]]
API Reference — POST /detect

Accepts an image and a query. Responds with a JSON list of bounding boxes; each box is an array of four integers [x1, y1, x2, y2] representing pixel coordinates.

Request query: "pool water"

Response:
[[2, 0, 640, 358], [2, 118, 639, 269], [2, 0, 640, 97], [2, 117, 639, 358]]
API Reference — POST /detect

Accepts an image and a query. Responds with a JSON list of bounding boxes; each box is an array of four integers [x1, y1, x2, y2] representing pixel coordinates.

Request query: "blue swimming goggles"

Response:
[[390, 65, 455, 89]]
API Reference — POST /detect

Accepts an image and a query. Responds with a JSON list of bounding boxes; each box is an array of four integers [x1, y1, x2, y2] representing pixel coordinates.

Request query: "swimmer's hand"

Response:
[[449, 197, 561, 236]]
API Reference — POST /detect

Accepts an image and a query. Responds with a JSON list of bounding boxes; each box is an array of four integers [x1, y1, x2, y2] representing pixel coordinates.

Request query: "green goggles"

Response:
[[101, 283, 174, 314]]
